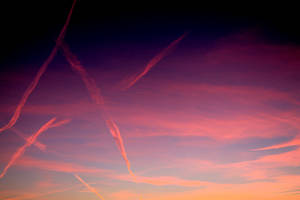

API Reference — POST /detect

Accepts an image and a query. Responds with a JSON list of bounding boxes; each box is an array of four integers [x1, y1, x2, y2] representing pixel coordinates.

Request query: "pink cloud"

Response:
[[17, 155, 111, 174], [110, 190, 141, 200], [116, 174, 212, 187]]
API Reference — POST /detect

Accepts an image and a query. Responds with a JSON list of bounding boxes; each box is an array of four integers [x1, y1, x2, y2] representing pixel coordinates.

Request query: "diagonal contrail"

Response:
[[74, 174, 105, 200], [253, 138, 300, 151], [121, 32, 189, 90], [105, 118, 135, 177], [9, 119, 71, 152], [11, 127, 46, 151], [60, 42, 135, 177], [49, 118, 71, 128], [0, 0, 77, 134], [60, 43, 105, 106], [0, 117, 68, 179]]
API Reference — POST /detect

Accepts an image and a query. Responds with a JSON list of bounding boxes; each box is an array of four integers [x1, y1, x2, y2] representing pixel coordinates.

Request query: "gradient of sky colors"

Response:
[[1, 1, 300, 199]]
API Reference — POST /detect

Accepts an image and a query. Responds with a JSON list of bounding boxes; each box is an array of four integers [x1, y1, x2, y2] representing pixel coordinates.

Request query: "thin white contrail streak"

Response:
[[60, 42, 135, 177], [0, 0, 77, 134], [122, 32, 189, 90], [0, 117, 68, 179], [74, 174, 105, 200], [10, 127, 46, 151]]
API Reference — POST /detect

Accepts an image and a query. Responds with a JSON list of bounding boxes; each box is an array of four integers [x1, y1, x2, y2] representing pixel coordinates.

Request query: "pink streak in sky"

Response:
[[60, 43, 104, 105], [0, 117, 67, 179], [60, 42, 135, 177], [10, 127, 46, 151], [74, 174, 105, 200], [49, 119, 71, 128], [253, 138, 300, 151], [0, 0, 77, 134], [105, 118, 135, 177], [122, 32, 189, 90]]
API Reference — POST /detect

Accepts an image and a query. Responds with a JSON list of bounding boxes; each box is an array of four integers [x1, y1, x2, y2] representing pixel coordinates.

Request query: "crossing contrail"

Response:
[[0, 0, 77, 134], [0, 117, 67, 179], [121, 32, 189, 90], [9, 119, 71, 151], [11, 127, 46, 151], [74, 174, 105, 200], [60, 42, 135, 177]]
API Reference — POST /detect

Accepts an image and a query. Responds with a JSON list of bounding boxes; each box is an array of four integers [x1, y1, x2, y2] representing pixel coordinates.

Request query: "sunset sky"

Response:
[[1, 1, 300, 199]]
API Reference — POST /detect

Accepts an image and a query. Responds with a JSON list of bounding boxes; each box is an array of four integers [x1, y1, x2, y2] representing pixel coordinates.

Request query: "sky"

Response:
[[1, 1, 300, 199]]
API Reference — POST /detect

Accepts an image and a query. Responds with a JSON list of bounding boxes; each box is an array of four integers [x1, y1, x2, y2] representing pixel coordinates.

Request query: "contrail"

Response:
[[105, 118, 135, 177], [9, 119, 71, 151], [60, 42, 135, 177], [0, 0, 77, 134], [11, 127, 46, 151], [49, 118, 71, 128], [0, 117, 67, 179], [60, 43, 104, 106], [122, 32, 189, 90], [74, 174, 105, 200], [253, 138, 300, 151]]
